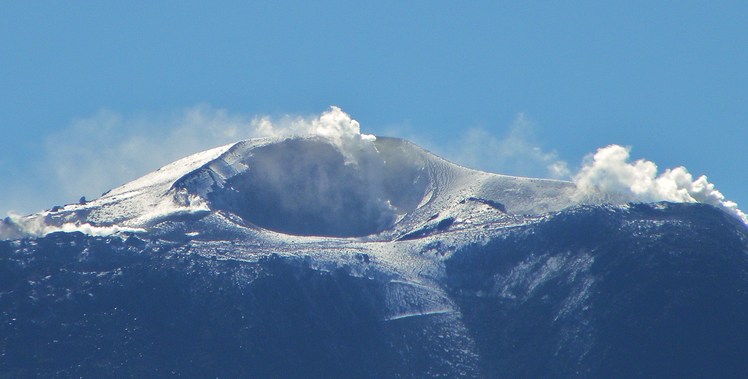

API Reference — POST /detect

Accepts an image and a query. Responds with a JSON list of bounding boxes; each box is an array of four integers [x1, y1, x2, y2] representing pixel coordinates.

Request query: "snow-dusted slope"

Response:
[[3, 133, 748, 377], [5, 135, 576, 240]]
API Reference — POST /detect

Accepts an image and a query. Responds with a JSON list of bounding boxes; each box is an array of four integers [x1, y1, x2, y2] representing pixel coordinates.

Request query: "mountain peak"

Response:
[[3, 133, 748, 377], [2, 135, 577, 240]]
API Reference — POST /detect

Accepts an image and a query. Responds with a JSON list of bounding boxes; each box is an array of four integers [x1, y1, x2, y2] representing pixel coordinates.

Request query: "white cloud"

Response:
[[441, 113, 570, 179], [573, 144, 747, 225]]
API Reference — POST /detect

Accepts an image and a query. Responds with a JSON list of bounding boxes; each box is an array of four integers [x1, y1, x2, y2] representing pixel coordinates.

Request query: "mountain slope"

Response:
[[1, 136, 747, 377], [2, 136, 575, 239], [446, 202, 748, 377]]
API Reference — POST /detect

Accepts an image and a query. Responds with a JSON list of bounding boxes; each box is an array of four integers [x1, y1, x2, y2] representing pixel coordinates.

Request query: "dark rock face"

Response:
[[2, 203, 748, 378], [0, 236, 472, 378], [446, 203, 748, 377]]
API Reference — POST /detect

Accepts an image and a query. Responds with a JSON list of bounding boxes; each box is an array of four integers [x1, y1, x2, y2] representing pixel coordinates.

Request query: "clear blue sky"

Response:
[[1, 1, 747, 215]]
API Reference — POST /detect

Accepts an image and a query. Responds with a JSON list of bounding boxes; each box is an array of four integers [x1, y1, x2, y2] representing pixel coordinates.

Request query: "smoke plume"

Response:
[[573, 144, 747, 225]]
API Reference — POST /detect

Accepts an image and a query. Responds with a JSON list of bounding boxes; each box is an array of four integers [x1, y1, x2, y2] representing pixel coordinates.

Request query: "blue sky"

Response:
[[1, 1, 747, 216]]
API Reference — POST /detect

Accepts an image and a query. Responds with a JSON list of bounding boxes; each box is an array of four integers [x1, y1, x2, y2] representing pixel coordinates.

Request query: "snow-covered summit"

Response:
[[3, 109, 748, 377], [3, 134, 576, 240], [5, 105, 745, 241]]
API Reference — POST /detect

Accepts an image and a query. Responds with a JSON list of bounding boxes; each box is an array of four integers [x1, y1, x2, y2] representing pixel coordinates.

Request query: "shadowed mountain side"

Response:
[[0, 234, 478, 378], [2, 203, 747, 377], [446, 202, 748, 377], [2, 132, 748, 378]]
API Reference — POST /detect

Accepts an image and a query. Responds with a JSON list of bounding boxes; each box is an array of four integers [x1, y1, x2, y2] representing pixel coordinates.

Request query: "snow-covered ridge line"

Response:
[[2, 132, 745, 241], [107, 143, 236, 198], [0, 135, 578, 240]]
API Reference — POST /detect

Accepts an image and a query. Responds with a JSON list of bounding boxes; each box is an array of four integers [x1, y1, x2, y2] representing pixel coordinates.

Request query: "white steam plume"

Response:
[[1, 212, 145, 240], [2, 106, 378, 239], [573, 144, 747, 225], [252, 106, 377, 164], [6, 105, 370, 217], [254, 105, 374, 142], [443, 113, 570, 179], [42, 104, 256, 212], [5, 105, 746, 238]]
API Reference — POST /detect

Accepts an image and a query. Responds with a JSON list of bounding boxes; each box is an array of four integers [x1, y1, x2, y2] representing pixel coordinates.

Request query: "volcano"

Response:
[[2, 134, 747, 377]]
